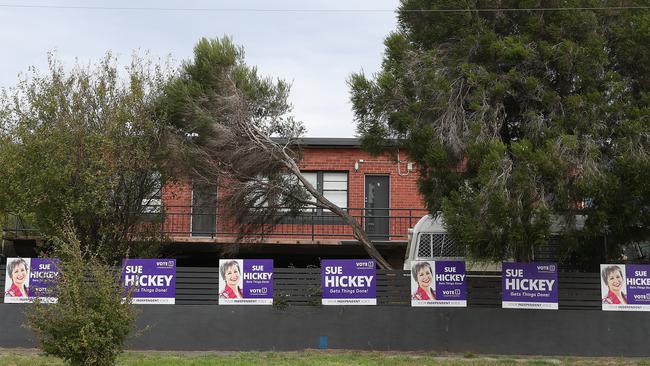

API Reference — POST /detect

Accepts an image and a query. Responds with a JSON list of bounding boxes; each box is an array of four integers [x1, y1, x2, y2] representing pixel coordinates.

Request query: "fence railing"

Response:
[[2, 265, 600, 310], [3, 207, 430, 242], [2, 215, 39, 237]]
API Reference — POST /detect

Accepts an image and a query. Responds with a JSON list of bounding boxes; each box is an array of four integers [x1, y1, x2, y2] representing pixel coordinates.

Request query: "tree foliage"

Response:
[[0, 53, 173, 258], [350, 1, 650, 261], [26, 222, 137, 366], [161, 37, 393, 268]]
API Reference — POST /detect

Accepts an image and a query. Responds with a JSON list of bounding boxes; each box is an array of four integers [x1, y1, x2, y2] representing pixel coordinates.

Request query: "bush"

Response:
[[25, 225, 137, 366]]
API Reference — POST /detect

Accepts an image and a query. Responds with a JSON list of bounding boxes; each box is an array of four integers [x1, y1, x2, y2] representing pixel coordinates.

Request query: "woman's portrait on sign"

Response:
[[601, 265, 627, 305], [5, 257, 30, 299], [411, 261, 436, 301], [219, 260, 244, 299]]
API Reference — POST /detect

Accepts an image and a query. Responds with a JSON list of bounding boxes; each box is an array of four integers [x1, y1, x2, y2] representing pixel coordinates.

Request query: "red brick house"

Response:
[[2, 138, 428, 267], [160, 138, 428, 267]]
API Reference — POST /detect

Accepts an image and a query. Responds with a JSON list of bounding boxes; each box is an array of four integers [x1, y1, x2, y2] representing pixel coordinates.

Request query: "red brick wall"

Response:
[[161, 146, 427, 239], [299, 147, 424, 210], [161, 179, 194, 236]]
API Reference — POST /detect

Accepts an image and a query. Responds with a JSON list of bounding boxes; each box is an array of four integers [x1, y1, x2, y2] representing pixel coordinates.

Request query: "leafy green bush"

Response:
[[25, 225, 137, 366]]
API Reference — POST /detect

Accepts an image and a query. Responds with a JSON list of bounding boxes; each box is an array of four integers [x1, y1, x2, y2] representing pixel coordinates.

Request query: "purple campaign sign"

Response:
[[502, 262, 558, 310], [242, 259, 273, 302], [28, 258, 59, 300], [122, 259, 176, 304], [322, 259, 376, 305], [410, 261, 466, 307], [626, 265, 650, 307], [218, 259, 273, 305], [4, 257, 59, 304], [434, 261, 467, 304]]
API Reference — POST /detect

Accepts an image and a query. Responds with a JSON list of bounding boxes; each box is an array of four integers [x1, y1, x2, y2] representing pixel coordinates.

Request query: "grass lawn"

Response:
[[0, 350, 647, 366]]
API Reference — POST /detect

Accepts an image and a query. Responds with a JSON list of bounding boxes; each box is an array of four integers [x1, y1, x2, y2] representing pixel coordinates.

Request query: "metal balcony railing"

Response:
[[2, 214, 39, 238], [3, 207, 430, 242]]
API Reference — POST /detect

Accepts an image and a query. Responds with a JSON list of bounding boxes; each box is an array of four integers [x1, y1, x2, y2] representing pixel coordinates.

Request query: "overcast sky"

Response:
[[0, 0, 400, 137]]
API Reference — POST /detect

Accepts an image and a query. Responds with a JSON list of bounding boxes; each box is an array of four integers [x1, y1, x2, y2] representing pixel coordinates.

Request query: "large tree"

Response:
[[350, 1, 650, 262], [0, 53, 173, 259], [161, 37, 393, 268]]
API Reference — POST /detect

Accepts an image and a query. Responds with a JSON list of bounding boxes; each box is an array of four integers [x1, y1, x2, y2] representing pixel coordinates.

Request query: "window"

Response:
[[252, 174, 312, 211], [302, 171, 348, 212], [141, 172, 162, 214], [301, 172, 318, 207], [249, 171, 348, 216], [322, 172, 348, 209]]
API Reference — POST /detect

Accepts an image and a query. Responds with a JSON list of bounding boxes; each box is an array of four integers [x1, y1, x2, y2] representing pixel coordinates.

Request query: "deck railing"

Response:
[[2, 214, 39, 237], [162, 206, 428, 241], [3, 207, 430, 242]]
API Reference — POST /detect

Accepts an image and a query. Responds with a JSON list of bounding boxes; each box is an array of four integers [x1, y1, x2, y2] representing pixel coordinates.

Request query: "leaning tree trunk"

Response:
[[223, 84, 394, 269], [278, 148, 393, 270]]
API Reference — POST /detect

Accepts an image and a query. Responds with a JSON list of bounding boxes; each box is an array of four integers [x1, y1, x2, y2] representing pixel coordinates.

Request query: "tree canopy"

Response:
[[349, 1, 650, 262], [0, 53, 173, 258], [161, 37, 393, 268]]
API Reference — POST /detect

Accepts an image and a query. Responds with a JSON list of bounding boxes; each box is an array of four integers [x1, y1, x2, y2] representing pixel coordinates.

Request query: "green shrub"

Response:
[[25, 225, 138, 366]]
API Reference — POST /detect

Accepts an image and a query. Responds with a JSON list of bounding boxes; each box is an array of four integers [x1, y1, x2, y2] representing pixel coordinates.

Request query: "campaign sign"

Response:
[[322, 259, 376, 305], [4, 257, 59, 304], [601, 264, 650, 312], [411, 260, 467, 307], [218, 259, 273, 305], [502, 262, 558, 310], [122, 259, 176, 304]]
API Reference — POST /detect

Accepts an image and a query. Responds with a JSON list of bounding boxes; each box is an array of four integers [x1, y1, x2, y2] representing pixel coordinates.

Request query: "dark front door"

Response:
[[192, 185, 217, 237], [365, 176, 390, 239]]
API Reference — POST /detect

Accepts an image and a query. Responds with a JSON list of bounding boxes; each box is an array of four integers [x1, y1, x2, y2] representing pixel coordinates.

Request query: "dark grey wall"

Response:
[[1, 305, 648, 356]]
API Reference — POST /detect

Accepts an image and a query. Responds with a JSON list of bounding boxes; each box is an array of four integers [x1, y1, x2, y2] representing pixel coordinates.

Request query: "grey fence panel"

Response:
[[274, 268, 320, 306], [376, 270, 410, 306], [557, 272, 601, 310], [175, 266, 219, 305], [466, 273, 501, 307]]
